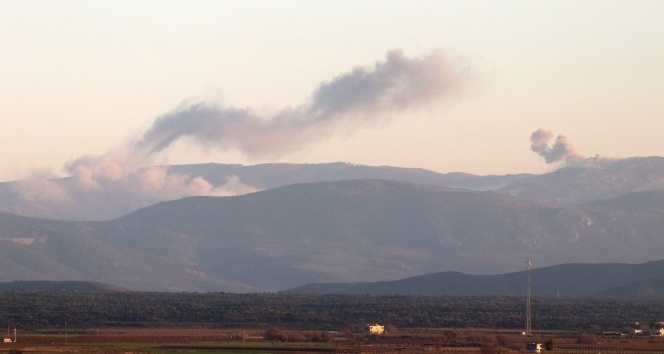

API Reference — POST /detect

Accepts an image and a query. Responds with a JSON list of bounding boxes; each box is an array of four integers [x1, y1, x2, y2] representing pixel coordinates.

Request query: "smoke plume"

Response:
[[11, 49, 472, 220], [136, 49, 471, 157], [530, 129, 581, 164]]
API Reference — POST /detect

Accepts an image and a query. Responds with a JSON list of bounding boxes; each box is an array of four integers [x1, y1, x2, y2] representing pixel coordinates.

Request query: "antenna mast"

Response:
[[525, 260, 532, 336]]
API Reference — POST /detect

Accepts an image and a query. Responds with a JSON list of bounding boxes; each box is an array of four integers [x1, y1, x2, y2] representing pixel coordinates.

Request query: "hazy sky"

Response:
[[2, 1, 663, 182]]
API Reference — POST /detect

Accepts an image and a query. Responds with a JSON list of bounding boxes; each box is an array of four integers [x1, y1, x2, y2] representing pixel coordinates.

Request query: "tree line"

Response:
[[0, 291, 662, 332]]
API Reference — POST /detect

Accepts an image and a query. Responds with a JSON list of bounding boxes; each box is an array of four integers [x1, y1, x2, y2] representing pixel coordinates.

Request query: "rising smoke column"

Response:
[[16, 48, 473, 220], [136, 49, 472, 157], [530, 129, 581, 163], [71, 48, 472, 189]]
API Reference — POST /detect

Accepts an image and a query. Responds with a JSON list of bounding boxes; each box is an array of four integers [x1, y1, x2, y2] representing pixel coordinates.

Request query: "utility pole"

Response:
[[525, 260, 532, 336]]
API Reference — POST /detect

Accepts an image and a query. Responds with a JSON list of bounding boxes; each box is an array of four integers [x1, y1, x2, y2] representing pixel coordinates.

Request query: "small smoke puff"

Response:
[[66, 146, 153, 190], [530, 129, 554, 153], [530, 129, 581, 164], [208, 175, 259, 197], [135, 169, 258, 200], [72, 164, 101, 190], [136, 167, 225, 199], [11, 178, 72, 218]]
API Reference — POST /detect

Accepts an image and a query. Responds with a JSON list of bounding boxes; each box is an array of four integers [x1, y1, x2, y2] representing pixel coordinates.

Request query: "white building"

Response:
[[367, 324, 385, 335]]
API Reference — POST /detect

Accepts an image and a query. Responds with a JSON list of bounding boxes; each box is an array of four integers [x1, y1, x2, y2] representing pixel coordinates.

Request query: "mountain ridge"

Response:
[[2, 157, 664, 291], [3, 177, 664, 291], [286, 259, 664, 299], [0, 162, 531, 221], [498, 156, 664, 205], [0, 280, 132, 292]]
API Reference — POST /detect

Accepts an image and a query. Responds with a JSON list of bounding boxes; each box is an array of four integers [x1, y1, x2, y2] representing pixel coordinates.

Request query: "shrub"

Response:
[[544, 339, 555, 350], [481, 344, 503, 354], [320, 331, 335, 342], [444, 329, 459, 340], [497, 334, 510, 346], [265, 328, 287, 342], [577, 333, 598, 344], [385, 324, 398, 334]]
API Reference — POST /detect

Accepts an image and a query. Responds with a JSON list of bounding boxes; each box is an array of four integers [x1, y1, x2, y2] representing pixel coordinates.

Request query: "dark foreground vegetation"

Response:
[[1, 292, 664, 333]]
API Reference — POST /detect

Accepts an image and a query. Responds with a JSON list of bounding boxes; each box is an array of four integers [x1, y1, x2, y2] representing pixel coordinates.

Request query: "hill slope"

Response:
[[498, 156, 664, 205], [0, 280, 131, 292], [92, 179, 664, 290], [582, 189, 664, 210], [2, 179, 664, 291], [286, 260, 664, 299], [0, 212, 255, 292]]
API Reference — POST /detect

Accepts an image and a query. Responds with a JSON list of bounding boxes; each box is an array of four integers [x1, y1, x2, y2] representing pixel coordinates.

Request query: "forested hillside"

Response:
[[0, 292, 661, 332]]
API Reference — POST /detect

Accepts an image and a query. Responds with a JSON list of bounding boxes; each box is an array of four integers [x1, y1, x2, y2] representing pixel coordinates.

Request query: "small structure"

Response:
[[367, 323, 385, 335], [601, 331, 624, 337], [2, 328, 16, 343], [525, 342, 543, 353], [651, 327, 664, 336], [650, 321, 664, 336]]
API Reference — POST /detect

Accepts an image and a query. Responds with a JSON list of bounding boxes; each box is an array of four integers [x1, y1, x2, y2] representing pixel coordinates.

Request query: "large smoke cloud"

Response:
[[530, 129, 581, 164], [136, 49, 471, 157], [12, 49, 472, 220]]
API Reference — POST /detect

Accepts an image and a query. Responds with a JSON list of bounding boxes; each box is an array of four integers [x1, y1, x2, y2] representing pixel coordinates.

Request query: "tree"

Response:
[[320, 331, 335, 342], [497, 334, 510, 346], [265, 328, 287, 342], [544, 339, 555, 350], [577, 333, 598, 345]]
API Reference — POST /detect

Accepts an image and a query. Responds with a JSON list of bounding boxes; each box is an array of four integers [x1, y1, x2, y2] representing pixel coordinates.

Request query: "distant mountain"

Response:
[[168, 162, 530, 192], [0, 280, 131, 292], [0, 212, 256, 292], [5, 157, 664, 222], [0, 162, 530, 221], [2, 179, 664, 292], [286, 260, 664, 299], [590, 275, 664, 299], [498, 156, 664, 205]]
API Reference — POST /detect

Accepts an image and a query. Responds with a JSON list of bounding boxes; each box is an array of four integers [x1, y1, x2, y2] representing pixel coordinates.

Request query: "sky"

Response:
[[2, 1, 664, 183]]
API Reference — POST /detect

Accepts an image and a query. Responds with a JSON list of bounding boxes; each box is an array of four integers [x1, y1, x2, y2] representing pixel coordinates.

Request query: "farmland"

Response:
[[4, 327, 664, 353]]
